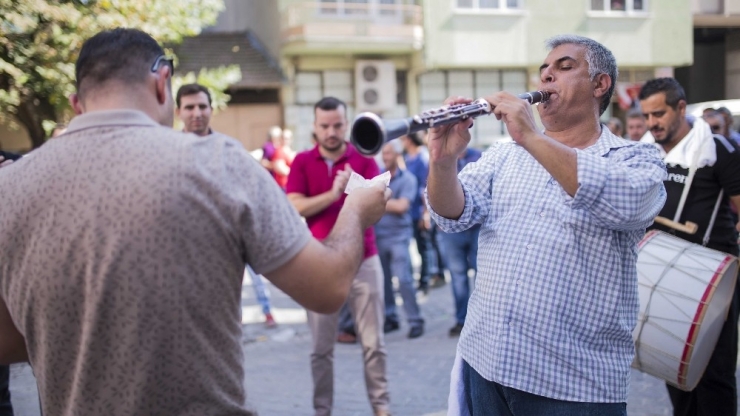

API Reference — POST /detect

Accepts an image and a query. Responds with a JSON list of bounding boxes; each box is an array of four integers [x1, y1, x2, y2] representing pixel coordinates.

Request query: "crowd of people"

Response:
[[1, 27, 740, 416]]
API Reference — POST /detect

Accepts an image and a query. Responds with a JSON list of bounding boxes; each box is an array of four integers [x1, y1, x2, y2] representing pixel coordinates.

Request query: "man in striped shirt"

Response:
[[427, 35, 666, 415]]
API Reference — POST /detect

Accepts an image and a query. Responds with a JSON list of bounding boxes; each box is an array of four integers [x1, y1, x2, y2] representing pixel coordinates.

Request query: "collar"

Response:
[[66, 110, 159, 134], [585, 125, 633, 156]]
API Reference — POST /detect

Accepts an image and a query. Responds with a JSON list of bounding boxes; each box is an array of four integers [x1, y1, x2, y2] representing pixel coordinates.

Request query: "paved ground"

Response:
[[7, 269, 740, 415]]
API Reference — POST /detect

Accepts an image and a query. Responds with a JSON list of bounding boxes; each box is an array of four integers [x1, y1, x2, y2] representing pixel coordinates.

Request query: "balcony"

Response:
[[281, 1, 423, 55], [693, 0, 740, 27]]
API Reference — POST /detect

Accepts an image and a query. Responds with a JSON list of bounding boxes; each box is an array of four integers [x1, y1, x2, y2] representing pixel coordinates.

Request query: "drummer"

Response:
[[639, 78, 740, 416]]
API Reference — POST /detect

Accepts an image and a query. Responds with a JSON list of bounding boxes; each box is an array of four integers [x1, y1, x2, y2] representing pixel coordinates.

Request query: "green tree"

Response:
[[0, 0, 224, 148]]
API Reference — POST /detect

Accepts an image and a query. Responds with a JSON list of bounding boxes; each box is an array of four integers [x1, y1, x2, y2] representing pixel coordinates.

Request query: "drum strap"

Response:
[[673, 145, 702, 224], [703, 189, 724, 246]]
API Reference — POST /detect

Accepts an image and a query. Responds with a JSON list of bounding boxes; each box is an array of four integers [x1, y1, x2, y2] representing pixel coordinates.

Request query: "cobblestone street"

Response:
[[10, 268, 739, 415]]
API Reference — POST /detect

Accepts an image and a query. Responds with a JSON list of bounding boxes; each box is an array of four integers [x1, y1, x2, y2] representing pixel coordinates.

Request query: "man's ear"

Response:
[[593, 73, 612, 100], [69, 93, 84, 115], [154, 66, 171, 105]]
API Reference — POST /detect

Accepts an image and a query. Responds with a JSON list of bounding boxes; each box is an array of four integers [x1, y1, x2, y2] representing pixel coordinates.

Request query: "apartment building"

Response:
[[271, 0, 693, 149], [1, 0, 720, 151], [679, 0, 740, 102]]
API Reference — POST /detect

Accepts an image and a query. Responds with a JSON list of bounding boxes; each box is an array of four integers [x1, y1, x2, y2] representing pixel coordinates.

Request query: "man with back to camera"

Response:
[[0, 28, 390, 416], [286, 96, 390, 416], [427, 35, 666, 414], [639, 77, 740, 416]]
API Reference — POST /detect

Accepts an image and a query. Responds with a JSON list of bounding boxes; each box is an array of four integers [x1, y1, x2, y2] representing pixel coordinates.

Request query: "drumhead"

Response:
[[632, 230, 739, 391]]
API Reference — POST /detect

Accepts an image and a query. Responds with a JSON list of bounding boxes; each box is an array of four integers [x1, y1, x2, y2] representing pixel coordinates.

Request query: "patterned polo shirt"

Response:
[[429, 129, 666, 402], [0, 110, 311, 415]]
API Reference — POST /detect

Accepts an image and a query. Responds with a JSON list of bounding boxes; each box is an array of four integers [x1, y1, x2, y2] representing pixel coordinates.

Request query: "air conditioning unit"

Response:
[[355, 60, 396, 113]]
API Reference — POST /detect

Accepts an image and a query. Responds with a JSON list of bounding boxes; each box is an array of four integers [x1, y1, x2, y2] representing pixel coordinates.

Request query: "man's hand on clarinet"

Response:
[[428, 96, 474, 167], [485, 92, 540, 148]]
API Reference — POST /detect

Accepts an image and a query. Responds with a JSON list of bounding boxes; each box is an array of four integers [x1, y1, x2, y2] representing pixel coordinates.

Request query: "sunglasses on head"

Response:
[[151, 55, 174, 75]]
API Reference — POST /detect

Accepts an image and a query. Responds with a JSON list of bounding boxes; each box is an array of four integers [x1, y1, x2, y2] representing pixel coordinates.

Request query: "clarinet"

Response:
[[350, 91, 550, 155]]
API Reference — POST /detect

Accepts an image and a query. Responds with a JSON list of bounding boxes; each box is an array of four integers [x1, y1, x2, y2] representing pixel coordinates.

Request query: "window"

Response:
[[319, 0, 400, 16], [590, 0, 646, 12], [456, 0, 521, 10]]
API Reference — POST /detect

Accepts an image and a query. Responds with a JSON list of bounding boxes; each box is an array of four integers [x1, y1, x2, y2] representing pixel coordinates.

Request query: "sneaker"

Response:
[[384, 320, 400, 333], [337, 331, 357, 344], [264, 313, 277, 329], [449, 323, 464, 337], [417, 282, 429, 295], [408, 325, 424, 339], [429, 274, 446, 288]]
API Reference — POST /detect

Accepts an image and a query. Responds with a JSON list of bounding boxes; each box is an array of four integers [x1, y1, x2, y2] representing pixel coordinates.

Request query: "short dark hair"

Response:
[[638, 78, 686, 109], [76, 28, 165, 98], [176, 83, 212, 108], [715, 106, 733, 119], [314, 97, 347, 114], [626, 108, 645, 120], [407, 131, 425, 147]]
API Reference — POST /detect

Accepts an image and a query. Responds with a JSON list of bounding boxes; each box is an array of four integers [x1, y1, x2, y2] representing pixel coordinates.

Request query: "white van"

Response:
[[685, 99, 740, 131]]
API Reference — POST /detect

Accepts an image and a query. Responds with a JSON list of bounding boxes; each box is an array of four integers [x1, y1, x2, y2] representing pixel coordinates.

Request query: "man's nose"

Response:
[[540, 68, 554, 83]]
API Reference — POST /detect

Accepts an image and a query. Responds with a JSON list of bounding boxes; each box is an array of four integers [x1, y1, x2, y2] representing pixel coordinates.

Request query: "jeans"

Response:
[[246, 266, 271, 315], [377, 238, 423, 328], [438, 226, 480, 325], [462, 360, 626, 416], [413, 221, 439, 287], [0, 365, 12, 416]]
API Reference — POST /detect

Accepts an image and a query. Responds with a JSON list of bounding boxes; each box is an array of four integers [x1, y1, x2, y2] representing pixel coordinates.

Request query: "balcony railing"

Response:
[[281, 2, 423, 52], [693, 0, 740, 27]]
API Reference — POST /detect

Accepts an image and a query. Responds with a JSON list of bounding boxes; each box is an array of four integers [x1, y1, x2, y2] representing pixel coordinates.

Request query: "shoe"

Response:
[[374, 410, 392, 416], [264, 313, 277, 329], [384, 320, 400, 333], [337, 331, 357, 344], [417, 283, 429, 295], [449, 323, 464, 337], [429, 274, 446, 288], [408, 325, 424, 339]]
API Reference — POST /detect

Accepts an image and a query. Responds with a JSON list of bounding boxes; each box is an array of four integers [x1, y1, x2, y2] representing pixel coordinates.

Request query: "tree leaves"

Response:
[[0, 0, 225, 147]]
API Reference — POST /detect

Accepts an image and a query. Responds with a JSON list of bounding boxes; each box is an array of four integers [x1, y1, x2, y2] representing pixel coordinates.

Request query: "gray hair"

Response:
[[545, 35, 618, 116], [385, 139, 404, 155]]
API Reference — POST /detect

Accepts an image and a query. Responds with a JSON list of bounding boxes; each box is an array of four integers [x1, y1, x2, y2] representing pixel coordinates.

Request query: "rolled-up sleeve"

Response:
[[569, 142, 667, 231], [426, 149, 496, 233]]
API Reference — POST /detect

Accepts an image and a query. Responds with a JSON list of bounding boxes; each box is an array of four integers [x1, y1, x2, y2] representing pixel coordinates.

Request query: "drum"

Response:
[[633, 230, 738, 391]]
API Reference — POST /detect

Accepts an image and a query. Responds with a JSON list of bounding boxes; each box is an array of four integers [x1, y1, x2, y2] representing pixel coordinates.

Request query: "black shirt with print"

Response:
[[649, 135, 740, 255]]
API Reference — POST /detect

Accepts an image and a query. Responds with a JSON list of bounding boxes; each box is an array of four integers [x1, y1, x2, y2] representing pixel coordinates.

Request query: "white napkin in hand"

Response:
[[344, 171, 391, 194]]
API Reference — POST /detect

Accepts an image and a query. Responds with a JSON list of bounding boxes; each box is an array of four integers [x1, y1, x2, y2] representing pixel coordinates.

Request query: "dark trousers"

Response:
[[462, 360, 626, 416], [413, 221, 438, 288], [666, 283, 740, 416], [0, 365, 13, 416]]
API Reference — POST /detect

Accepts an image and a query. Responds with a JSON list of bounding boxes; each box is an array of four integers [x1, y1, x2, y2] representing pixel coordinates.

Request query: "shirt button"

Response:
[[508, 320, 514, 327], [526, 244, 533, 249], [539, 212, 545, 217], [516, 279, 522, 285]]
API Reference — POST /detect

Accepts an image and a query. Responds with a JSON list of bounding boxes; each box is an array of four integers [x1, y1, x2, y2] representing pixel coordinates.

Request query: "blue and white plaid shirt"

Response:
[[429, 128, 666, 403]]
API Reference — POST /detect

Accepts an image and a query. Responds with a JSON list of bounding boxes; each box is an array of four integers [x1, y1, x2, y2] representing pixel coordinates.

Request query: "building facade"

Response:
[[5, 0, 733, 152], [272, 0, 694, 149]]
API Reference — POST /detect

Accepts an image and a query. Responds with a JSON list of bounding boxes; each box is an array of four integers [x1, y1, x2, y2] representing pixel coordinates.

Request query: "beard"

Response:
[[319, 136, 345, 152]]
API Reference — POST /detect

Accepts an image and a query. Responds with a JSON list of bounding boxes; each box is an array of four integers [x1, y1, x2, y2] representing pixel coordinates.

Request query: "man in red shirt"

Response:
[[287, 97, 389, 416]]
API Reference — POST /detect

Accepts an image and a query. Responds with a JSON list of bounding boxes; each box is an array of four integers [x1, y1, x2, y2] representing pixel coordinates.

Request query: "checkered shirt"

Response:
[[429, 129, 666, 402]]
